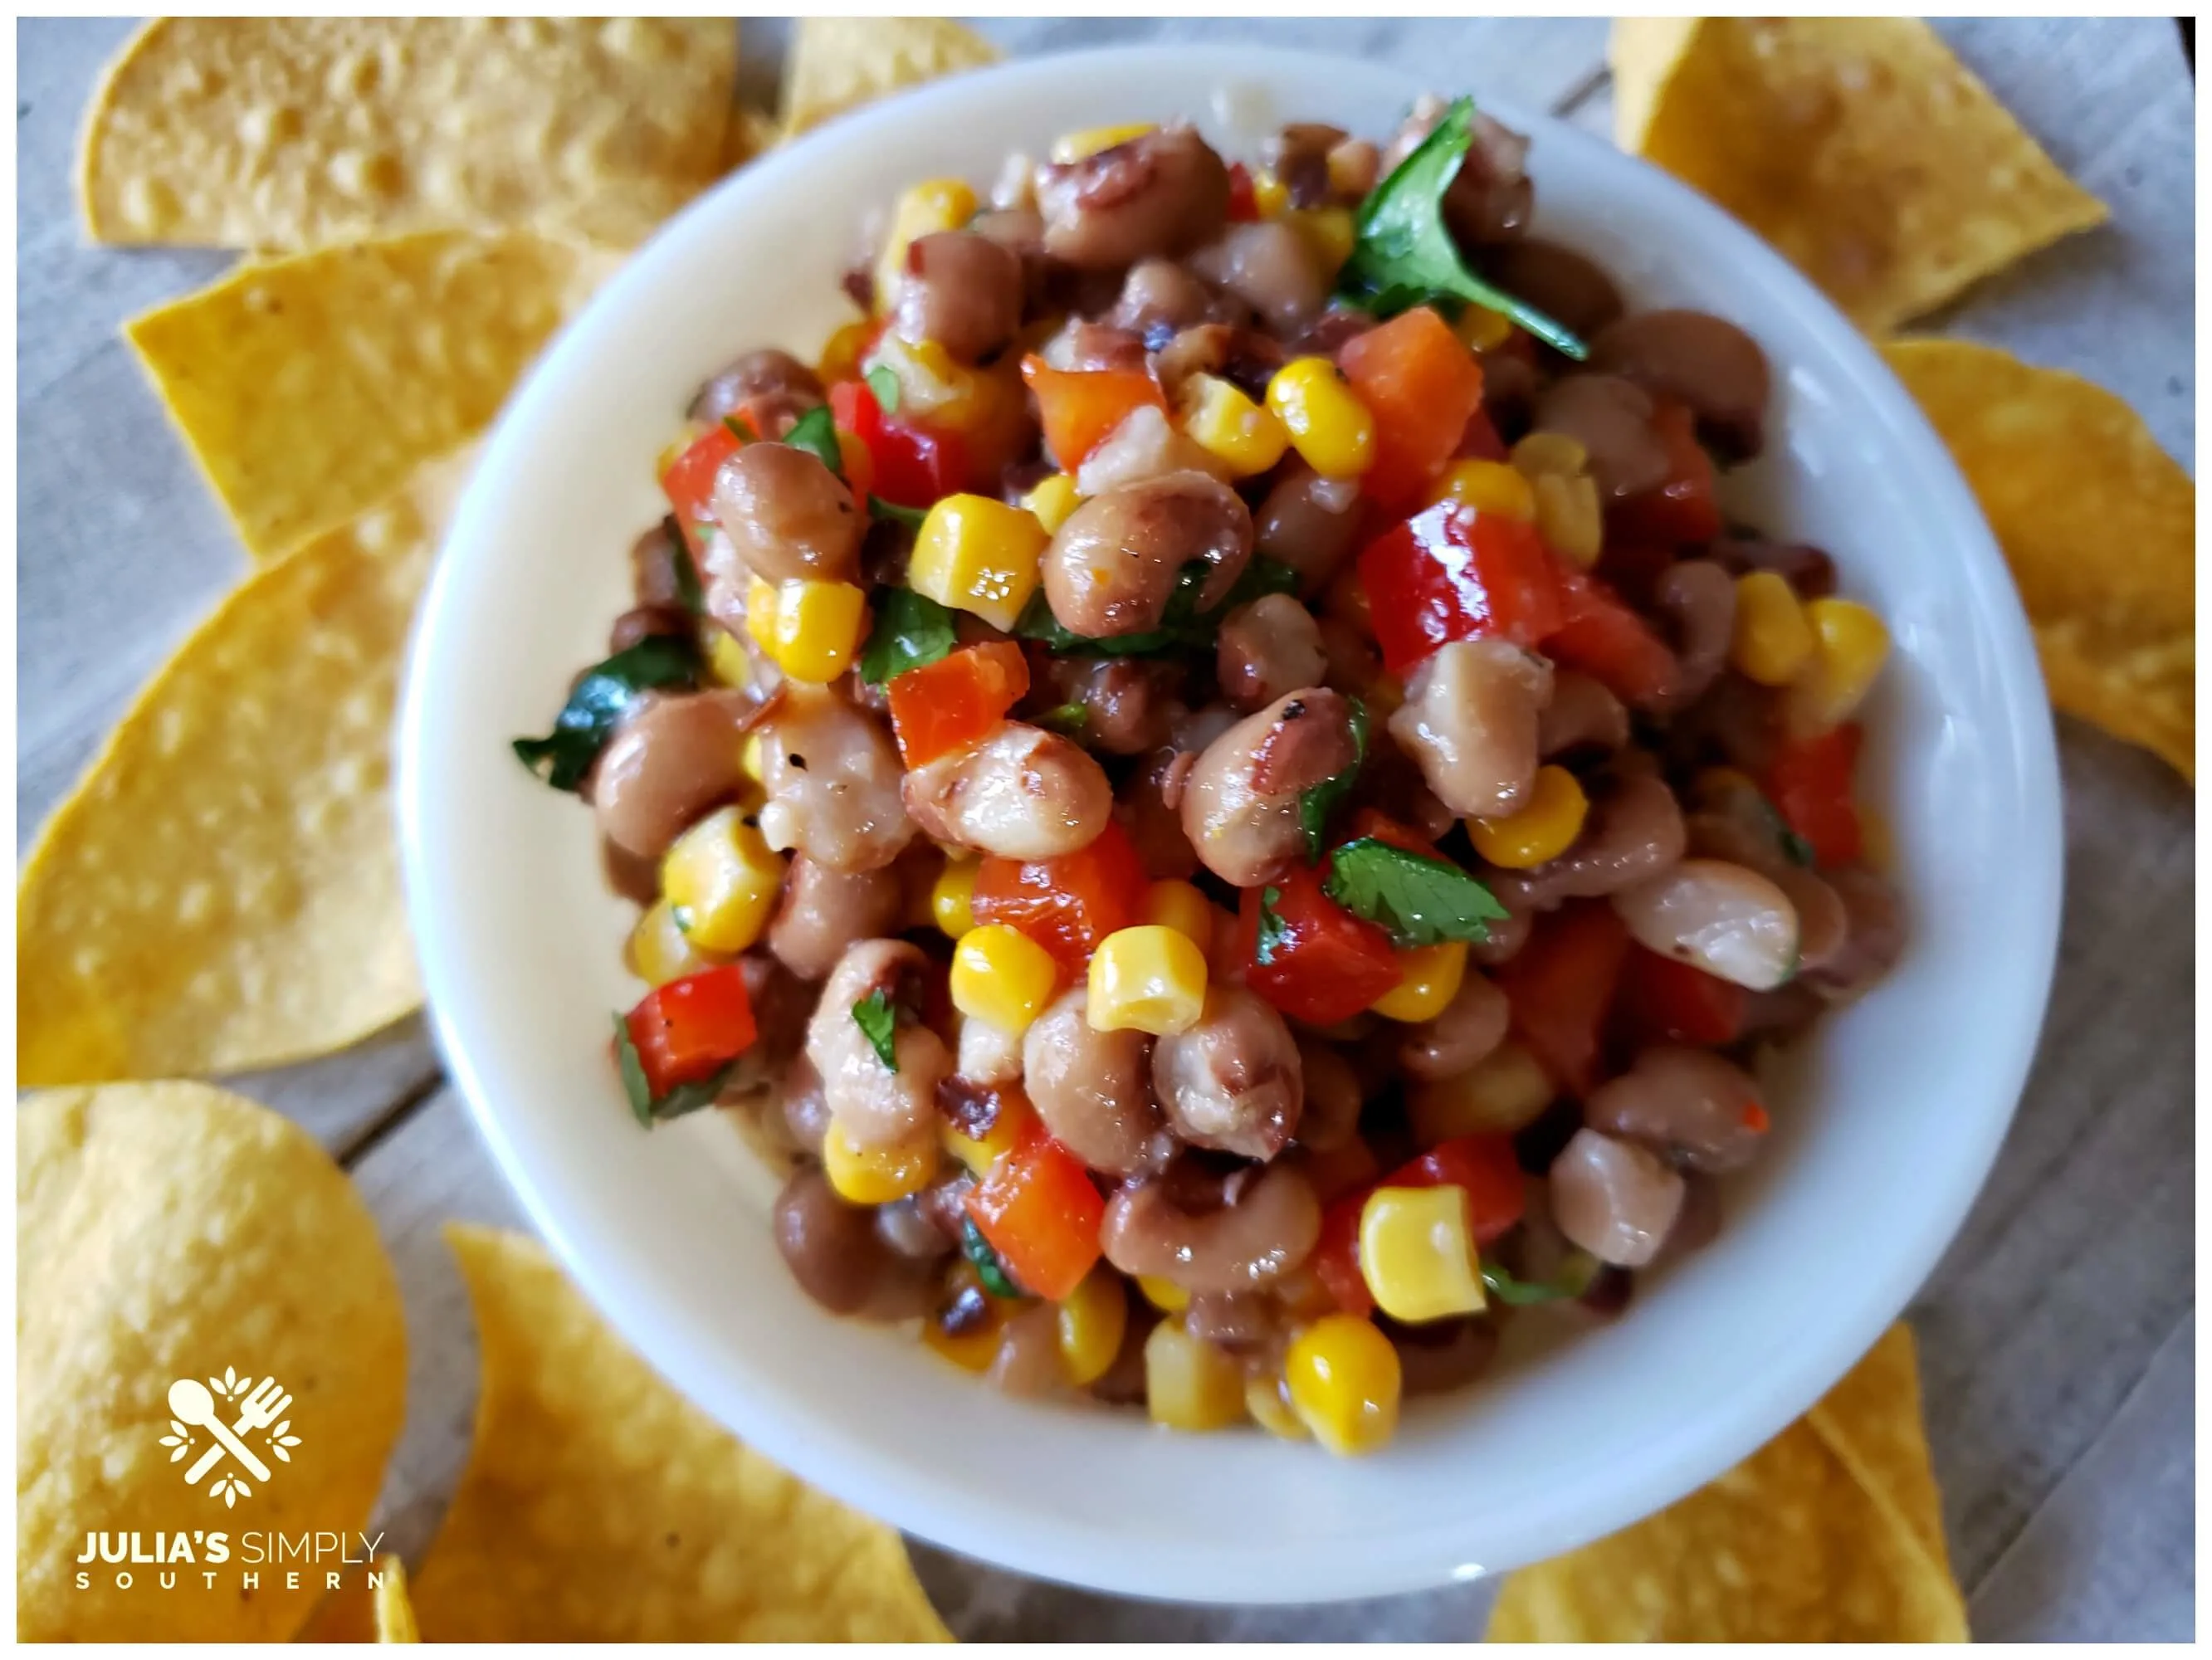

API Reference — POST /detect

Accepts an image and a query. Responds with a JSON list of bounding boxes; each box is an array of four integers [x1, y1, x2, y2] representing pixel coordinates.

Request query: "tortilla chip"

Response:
[[79, 17, 736, 252], [1611, 18, 2106, 331], [17, 1084, 408, 1642], [17, 451, 473, 1086], [409, 1226, 951, 1643], [126, 231, 606, 559], [1883, 339, 2194, 780], [373, 1558, 419, 1643], [722, 104, 784, 173], [1484, 1323, 1968, 1642], [782, 17, 999, 137]]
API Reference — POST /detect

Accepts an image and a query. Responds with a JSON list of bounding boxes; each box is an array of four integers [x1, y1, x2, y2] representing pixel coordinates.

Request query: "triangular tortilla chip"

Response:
[[782, 17, 999, 137]]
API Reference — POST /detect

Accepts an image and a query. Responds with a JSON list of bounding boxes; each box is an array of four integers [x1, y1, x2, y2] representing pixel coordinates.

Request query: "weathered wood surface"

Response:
[[17, 17, 2193, 1641]]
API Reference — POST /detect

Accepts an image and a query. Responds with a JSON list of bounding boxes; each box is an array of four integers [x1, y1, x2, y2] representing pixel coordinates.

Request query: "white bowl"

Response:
[[397, 45, 2062, 1603]]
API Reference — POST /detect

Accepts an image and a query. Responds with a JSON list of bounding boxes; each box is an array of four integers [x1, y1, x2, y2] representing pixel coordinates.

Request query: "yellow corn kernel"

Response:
[[1533, 471, 1603, 568], [1424, 458, 1536, 520], [1730, 570, 1816, 686], [756, 579, 868, 683], [939, 1086, 1041, 1177], [626, 898, 725, 988], [706, 626, 754, 689], [874, 177, 978, 311], [1510, 431, 1589, 480], [1245, 1372, 1309, 1441], [1177, 373, 1291, 477], [1137, 1275, 1190, 1314], [1408, 1037, 1555, 1142], [660, 807, 784, 954], [931, 859, 979, 939], [823, 1120, 940, 1206], [1453, 303, 1514, 353], [1358, 1185, 1487, 1326], [1370, 940, 1468, 1023], [950, 923, 1060, 1034], [1050, 122, 1155, 164], [817, 317, 876, 386], [744, 574, 778, 653], [1251, 169, 1291, 220], [1288, 206, 1356, 277], [1467, 764, 1589, 869], [908, 493, 1049, 631], [1021, 471, 1082, 535], [739, 732, 766, 788], [1285, 1314, 1403, 1457], [1144, 1319, 1246, 1432], [1266, 357, 1375, 481], [1140, 880, 1213, 956], [925, 1272, 1009, 1372], [1786, 598, 1892, 734], [1057, 1270, 1130, 1387], [1087, 925, 1209, 1037]]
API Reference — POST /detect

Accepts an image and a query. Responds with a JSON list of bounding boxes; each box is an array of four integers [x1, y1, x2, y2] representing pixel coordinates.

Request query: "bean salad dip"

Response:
[[515, 95, 1902, 1457]]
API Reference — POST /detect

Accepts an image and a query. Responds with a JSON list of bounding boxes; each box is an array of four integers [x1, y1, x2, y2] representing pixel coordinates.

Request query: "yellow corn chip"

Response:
[[79, 18, 736, 252], [410, 1226, 951, 1643], [722, 104, 784, 173], [127, 231, 607, 559], [17, 1084, 408, 1642], [782, 17, 999, 137], [17, 452, 474, 1086], [374, 1557, 419, 1644], [1611, 18, 2106, 332], [1484, 1323, 1968, 1642], [1884, 339, 2194, 781]]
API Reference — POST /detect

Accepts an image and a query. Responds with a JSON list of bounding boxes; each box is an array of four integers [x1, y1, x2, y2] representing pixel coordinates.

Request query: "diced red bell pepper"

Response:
[[623, 964, 758, 1099], [1386, 1134, 1526, 1244], [886, 642, 1030, 769], [1607, 400, 1721, 546], [1226, 160, 1259, 222], [1765, 723, 1864, 867], [1358, 502, 1566, 677], [963, 1135, 1105, 1301], [1457, 403, 1510, 463], [1543, 564, 1680, 708], [660, 422, 746, 549], [1613, 945, 1749, 1049], [1312, 1184, 1378, 1316], [1495, 901, 1630, 1099], [1234, 862, 1403, 1028], [972, 818, 1147, 974], [1019, 356, 1166, 472], [828, 378, 967, 509], [1339, 306, 1487, 510]]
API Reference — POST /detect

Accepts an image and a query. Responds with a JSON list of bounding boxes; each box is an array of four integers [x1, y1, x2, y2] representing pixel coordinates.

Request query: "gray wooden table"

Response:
[[17, 17, 2195, 1642]]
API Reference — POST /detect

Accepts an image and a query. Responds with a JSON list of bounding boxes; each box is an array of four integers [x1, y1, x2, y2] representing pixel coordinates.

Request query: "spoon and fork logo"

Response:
[[159, 1368, 300, 1506]]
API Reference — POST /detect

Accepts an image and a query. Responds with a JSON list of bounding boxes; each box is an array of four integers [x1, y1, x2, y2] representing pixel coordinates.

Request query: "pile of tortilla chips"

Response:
[[19, 17, 1004, 1089], [1613, 17, 2192, 782]]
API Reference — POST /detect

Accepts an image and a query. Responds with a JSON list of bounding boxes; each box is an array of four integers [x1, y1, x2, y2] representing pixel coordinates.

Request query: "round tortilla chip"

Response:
[[78, 18, 737, 252], [1483, 1323, 1968, 1642], [409, 1226, 951, 1643], [16, 452, 471, 1086], [1884, 339, 2193, 781], [1611, 17, 2106, 331], [781, 17, 999, 137], [17, 1083, 408, 1642]]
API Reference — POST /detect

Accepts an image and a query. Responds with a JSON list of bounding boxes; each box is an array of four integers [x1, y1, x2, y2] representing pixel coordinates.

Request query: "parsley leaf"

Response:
[[852, 989, 900, 1071], [865, 363, 902, 414], [1482, 1254, 1599, 1306], [1013, 556, 1299, 657], [1035, 701, 1090, 736], [666, 515, 706, 616], [960, 1217, 1029, 1299], [514, 634, 700, 792], [722, 413, 757, 443], [1336, 96, 1587, 360], [857, 587, 958, 686], [1298, 695, 1368, 860], [1780, 828, 1817, 867], [868, 494, 929, 531], [1254, 885, 1292, 967], [611, 1013, 735, 1126], [1322, 837, 1509, 947], [784, 403, 844, 476]]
